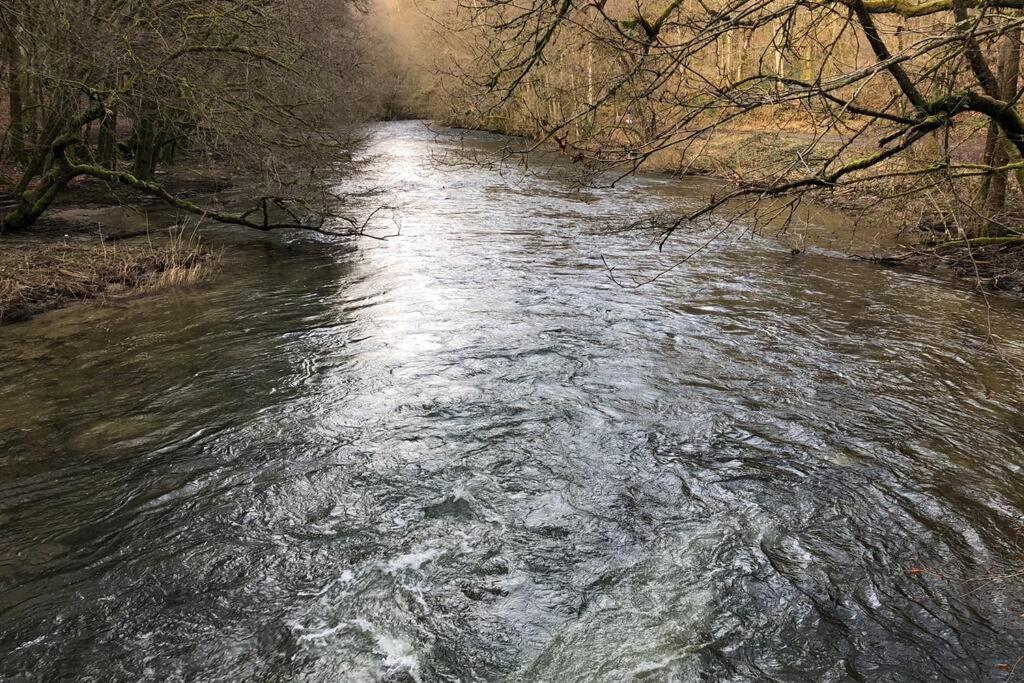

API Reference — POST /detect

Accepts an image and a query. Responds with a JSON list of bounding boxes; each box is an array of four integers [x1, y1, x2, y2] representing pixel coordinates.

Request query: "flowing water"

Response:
[[3, 121, 1024, 681]]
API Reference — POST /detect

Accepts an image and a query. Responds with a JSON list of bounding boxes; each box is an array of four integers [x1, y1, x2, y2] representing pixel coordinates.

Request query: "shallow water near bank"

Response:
[[2, 120, 1024, 681]]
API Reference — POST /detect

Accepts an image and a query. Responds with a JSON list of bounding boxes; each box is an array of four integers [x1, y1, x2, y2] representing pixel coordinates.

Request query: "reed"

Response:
[[0, 226, 217, 322]]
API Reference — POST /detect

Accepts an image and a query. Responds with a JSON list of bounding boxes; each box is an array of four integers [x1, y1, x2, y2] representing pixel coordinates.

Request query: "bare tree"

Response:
[[435, 0, 1024, 243], [0, 0, 377, 235]]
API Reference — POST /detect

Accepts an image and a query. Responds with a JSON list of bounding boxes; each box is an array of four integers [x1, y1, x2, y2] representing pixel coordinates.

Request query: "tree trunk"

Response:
[[722, 33, 732, 82], [1, 163, 77, 233], [97, 109, 117, 169], [29, 72, 40, 138], [4, 105, 116, 232], [587, 42, 594, 107], [979, 122, 1000, 205], [737, 29, 752, 82], [158, 130, 178, 164], [6, 36, 26, 164], [14, 113, 62, 195], [987, 29, 1021, 212], [132, 114, 158, 181], [978, 27, 1021, 235]]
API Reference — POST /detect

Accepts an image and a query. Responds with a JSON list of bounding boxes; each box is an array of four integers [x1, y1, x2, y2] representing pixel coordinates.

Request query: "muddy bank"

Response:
[[551, 125, 1024, 297], [0, 174, 223, 323], [436, 119, 1024, 293], [860, 240, 1024, 298], [0, 231, 213, 324]]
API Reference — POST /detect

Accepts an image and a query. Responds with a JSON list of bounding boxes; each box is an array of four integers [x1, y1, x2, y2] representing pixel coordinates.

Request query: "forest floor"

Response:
[[0, 173, 221, 323]]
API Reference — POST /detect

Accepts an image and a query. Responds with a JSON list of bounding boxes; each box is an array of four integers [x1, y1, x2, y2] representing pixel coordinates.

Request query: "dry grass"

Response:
[[0, 227, 216, 323]]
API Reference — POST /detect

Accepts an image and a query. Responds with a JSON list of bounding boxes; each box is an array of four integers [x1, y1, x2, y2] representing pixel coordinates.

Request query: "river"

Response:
[[2, 121, 1024, 681]]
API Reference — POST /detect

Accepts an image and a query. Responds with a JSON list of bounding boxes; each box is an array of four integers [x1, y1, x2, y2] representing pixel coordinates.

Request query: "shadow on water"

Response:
[[2, 121, 1024, 681]]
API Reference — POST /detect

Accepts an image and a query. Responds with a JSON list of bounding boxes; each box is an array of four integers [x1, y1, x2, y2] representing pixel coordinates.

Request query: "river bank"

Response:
[[0, 233, 212, 323], [0, 172, 229, 322], [660, 129, 1024, 295], [3, 121, 1024, 324], [439, 115, 1024, 296]]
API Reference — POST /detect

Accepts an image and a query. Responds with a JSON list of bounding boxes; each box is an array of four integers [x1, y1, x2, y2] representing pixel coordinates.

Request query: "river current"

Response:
[[2, 121, 1024, 681]]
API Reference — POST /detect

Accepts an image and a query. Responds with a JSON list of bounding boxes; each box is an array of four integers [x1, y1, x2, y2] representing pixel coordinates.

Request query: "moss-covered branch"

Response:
[[66, 161, 352, 236], [936, 236, 1024, 248], [840, 0, 1024, 18]]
